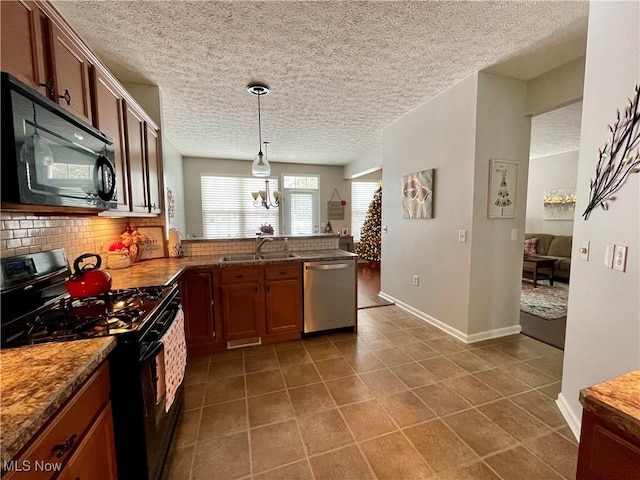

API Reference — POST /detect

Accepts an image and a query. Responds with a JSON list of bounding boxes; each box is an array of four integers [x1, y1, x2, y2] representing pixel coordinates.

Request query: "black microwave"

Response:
[[1, 72, 117, 210]]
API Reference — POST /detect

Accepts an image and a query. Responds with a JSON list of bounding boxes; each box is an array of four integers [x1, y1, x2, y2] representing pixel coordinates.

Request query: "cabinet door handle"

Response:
[[52, 433, 77, 457], [40, 78, 54, 97], [59, 89, 71, 105]]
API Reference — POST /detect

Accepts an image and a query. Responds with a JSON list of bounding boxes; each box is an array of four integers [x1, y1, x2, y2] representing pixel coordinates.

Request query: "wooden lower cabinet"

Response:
[[577, 409, 640, 479], [265, 265, 302, 336], [180, 270, 227, 355], [215, 263, 303, 347], [3, 362, 117, 480], [56, 404, 117, 480], [220, 266, 264, 342]]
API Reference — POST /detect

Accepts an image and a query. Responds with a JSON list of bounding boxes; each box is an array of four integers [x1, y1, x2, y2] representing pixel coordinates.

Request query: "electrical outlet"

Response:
[[413, 275, 419, 286], [458, 230, 467, 243], [614, 245, 628, 272]]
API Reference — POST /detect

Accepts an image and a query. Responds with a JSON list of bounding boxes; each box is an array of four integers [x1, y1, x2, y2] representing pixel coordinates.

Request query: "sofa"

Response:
[[524, 233, 572, 282]]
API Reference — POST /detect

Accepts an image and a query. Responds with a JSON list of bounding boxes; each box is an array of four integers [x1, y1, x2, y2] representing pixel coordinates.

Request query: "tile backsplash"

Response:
[[0, 211, 163, 264], [182, 236, 339, 257]]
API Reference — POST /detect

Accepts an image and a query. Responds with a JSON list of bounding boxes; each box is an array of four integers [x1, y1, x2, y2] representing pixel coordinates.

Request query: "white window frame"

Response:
[[281, 174, 320, 235]]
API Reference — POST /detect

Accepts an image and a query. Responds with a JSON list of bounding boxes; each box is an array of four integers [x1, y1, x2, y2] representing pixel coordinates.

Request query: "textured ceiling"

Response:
[[530, 102, 583, 159], [53, 1, 589, 166]]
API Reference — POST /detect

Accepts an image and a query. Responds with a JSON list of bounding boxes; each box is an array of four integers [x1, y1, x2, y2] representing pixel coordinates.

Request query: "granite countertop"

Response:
[[107, 249, 357, 289], [0, 337, 117, 464], [580, 370, 640, 440]]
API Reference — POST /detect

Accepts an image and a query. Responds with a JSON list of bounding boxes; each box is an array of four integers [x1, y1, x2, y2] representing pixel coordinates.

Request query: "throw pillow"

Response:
[[524, 237, 538, 256]]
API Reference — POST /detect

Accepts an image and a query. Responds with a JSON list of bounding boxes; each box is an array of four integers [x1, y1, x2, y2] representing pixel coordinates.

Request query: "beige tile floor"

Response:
[[165, 305, 578, 480]]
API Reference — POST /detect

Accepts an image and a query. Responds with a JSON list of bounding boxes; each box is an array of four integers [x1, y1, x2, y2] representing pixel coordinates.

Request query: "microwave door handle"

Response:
[[94, 156, 116, 201]]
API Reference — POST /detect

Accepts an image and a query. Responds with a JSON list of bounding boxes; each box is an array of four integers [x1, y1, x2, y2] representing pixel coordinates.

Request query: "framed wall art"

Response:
[[401, 169, 434, 219], [138, 226, 166, 260], [543, 188, 576, 221], [488, 159, 518, 218]]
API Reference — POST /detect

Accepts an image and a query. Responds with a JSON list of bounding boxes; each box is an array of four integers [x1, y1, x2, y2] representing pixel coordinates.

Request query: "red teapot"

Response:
[[66, 253, 112, 297]]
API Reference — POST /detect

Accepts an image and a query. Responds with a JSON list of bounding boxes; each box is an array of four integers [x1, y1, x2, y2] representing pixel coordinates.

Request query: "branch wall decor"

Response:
[[583, 83, 640, 220]]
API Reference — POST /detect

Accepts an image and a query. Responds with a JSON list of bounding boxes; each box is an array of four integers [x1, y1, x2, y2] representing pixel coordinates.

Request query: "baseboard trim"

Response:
[[466, 325, 522, 343], [556, 393, 581, 441], [378, 292, 521, 344]]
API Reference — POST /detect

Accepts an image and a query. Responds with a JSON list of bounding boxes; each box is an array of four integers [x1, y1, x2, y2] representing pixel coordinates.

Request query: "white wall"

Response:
[[343, 147, 383, 179], [182, 157, 351, 238], [382, 74, 478, 335], [468, 73, 531, 336], [559, 0, 640, 438], [382, 73, 530, 340], [163, 138, 186, 234], [525, 150, 579, 235], [525, 56, 585, 116]]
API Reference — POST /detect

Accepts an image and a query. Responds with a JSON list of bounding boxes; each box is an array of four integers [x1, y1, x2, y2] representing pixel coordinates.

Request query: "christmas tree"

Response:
[[355, 185, 382, 264]]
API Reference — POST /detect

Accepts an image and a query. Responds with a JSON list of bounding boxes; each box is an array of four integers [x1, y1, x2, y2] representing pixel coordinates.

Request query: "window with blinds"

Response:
[[289, 192, 314, 235], [351, 181, 379, 242], [282, 175, 319, 235], [201, 175, 279, 237]]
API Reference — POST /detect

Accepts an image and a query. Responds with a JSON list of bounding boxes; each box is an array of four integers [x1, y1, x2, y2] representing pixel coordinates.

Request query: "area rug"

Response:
[[520, 280, 568, 320]]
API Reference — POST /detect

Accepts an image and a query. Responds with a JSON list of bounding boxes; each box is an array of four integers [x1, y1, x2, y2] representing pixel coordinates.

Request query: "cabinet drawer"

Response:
[[265, 265, 300, 280], [220, 266, 261, 283], [9, 363, 110, 478]]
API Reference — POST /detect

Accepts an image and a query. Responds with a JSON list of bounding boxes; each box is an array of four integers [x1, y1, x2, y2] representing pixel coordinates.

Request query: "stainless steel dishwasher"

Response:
[[303, 259, 356, 334]]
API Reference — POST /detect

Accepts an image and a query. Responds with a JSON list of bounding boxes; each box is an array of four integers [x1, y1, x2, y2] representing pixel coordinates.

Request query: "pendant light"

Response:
[[251, 142, 280, 209], [247, 83, 271, 177]]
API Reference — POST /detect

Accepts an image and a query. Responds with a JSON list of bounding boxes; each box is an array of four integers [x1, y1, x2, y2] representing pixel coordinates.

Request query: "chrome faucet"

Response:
[[255, 235, 274, 255]]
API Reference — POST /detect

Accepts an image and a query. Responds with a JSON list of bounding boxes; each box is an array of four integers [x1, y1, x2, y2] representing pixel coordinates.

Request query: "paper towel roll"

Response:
[[168, 229, 183, 257]]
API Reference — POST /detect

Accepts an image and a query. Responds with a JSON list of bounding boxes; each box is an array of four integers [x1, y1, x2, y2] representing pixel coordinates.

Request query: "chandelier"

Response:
[[251, 142, 280, 209]]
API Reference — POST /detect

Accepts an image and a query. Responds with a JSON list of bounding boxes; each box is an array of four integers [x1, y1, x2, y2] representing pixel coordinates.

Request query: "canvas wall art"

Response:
[[543, 188, 576, 221], [401, 169, 433, 219], [488, 159, 518, 218]]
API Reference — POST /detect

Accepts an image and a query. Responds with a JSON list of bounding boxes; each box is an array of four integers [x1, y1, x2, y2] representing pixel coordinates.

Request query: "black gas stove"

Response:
[[0, 247, 177, 348], [2, 284, 176, 347], [1, 249, 184, 480]]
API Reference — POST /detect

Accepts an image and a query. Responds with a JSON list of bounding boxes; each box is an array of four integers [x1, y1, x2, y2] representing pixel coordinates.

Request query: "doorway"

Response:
[[520, 101, 582, 349]]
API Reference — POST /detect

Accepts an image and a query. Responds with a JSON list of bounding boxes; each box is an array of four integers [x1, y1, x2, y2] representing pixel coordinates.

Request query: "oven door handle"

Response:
[[140, 341, 163, 364]]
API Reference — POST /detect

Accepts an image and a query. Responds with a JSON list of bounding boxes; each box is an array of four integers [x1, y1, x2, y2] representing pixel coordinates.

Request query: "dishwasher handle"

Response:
[[305, 263, 351, 270]]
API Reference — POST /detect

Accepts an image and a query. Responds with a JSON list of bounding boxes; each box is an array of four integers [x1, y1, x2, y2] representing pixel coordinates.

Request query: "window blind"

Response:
[[201, 175, 279, 237], [289, 191, 314, 235], [351, 181, 379, 242]]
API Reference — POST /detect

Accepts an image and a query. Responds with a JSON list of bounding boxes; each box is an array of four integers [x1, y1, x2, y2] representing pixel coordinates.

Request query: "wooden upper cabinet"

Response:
[[145, 124, 162, 214], [124, 102, 148, 213], [0, 0, 47, 96], [48, 22, 92, 123], [92, 68, 129, 212]]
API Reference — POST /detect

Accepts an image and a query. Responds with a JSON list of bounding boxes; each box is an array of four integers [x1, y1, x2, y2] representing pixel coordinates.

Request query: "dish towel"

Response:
[[159, 308, 187, 413]]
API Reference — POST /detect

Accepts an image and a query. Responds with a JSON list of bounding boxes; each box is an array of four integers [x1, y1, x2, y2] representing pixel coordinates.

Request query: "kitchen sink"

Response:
[[219, 252, 300, 262]]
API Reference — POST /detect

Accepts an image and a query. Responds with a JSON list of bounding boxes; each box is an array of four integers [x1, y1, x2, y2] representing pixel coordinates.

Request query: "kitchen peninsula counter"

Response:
[[577, 370, 640, 478], [107, 249, 357, 289], [0, 337, 116, 464]]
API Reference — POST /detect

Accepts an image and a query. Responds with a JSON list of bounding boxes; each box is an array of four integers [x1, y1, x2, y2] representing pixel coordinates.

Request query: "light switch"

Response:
[[383, 225, 388, 234], [604, 244, 615, 268], [511, 229, 518, 241], [614, 245, 628, 272], [458, 230, 467, 243], [579, 242, 590, 261]]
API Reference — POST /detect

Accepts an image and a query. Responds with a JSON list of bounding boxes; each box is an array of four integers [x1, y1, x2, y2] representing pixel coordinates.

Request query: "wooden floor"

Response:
[[357, 263, 394, 309]]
